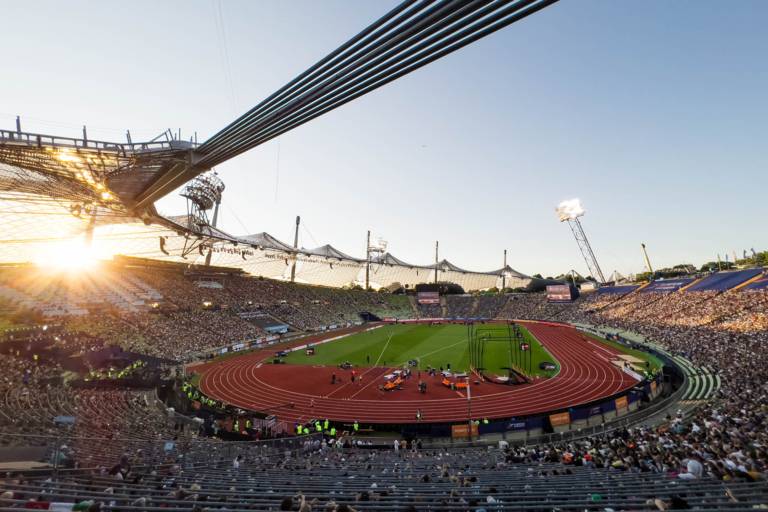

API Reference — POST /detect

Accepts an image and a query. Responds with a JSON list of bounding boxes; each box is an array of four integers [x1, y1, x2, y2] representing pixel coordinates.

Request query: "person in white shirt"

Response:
[[678, 456, 703, 479]]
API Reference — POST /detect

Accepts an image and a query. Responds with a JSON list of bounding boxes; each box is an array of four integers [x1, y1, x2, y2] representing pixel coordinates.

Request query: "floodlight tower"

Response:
[[290, 216, 300, 283], [641, 243, 654, 274], [365, 231, 387, 290], [180, 171, 225, 265], [434, 241, 439, 284], [181, 171, 225, 229], [556, 199, 606, 284]]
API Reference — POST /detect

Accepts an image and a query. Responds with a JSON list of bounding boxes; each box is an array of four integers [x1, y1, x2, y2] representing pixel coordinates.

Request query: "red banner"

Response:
[[451, 423, 479, 438], [549, 412, 570, 427]]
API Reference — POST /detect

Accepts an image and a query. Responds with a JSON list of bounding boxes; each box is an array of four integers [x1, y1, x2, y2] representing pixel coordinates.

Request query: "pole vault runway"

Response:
[[197, 321, 638, 424]]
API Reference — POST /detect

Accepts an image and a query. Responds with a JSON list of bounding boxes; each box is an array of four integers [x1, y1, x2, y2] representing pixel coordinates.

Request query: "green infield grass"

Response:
[[282, 323, 559, 378]]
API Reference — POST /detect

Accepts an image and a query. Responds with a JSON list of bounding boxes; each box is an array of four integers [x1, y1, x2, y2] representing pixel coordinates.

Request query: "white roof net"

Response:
[[0, 195, 531, 291]]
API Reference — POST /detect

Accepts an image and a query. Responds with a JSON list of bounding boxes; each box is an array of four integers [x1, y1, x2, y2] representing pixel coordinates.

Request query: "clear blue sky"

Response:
[[2, 0, 766, 277]]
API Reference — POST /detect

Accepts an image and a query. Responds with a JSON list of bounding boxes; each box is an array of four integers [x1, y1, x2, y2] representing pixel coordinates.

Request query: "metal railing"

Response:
[[0, 128, 196, 155]]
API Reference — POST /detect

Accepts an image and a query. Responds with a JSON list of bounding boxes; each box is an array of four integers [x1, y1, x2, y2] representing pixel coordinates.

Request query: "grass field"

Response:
[[282, 323, 559, 378]]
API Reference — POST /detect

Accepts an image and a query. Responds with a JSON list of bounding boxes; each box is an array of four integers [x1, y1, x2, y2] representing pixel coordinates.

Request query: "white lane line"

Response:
[[373, 329, 396, 367]]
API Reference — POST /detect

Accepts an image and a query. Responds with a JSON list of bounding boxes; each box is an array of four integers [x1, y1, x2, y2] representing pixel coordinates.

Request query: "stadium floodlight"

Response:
[[372, 237, 388, 252], [555, 198, 586, 222], [556, 198, 606, 284], [180, 171, 225, 265], [181, 172, 225, 217], [365, 231, 387, 290]]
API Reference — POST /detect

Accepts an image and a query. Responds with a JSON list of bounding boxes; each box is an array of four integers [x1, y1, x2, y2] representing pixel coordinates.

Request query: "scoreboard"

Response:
[[546, 284, 576, 303], [417, 291, 440, 305]]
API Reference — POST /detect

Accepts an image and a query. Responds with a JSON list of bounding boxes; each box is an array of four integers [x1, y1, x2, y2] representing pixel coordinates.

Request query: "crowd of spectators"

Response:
[[414, 301, 442, 318], [542, 285, 768, 481], [0, 324, 191, 467], [436, 294, 521, 319], [1, 264, 413, 361], [2, 262, 768, 497], [0, 357, 189, 468], [496, 293, 564, 320]]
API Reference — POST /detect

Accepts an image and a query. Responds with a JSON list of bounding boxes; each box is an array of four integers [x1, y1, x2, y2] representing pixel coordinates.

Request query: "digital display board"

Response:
[[546, 284, 574, 303], [417, 291, 440, 305]]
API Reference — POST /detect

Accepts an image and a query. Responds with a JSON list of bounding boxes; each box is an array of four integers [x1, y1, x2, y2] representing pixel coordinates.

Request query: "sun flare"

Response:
[[32, 237, 104, 271]]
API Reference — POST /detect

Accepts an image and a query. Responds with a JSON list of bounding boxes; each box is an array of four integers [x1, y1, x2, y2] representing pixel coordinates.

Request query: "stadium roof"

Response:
[[163, 215, 240, 242], [608, 270, 629, 283], [0, 1, 559, 290], [371, 252, 416, 268], [488, 265, 530, 279], [305, 244, 362, 262], [425, 259, 469, 273], [241, 232, 296, 252], [2, 0, 558, 215]]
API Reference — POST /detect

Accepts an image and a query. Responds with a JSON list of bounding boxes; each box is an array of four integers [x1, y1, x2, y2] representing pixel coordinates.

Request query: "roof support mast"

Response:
[[502, 249, 507, 291], [203, 196, 221, 266], [434, 241, 439, 284], [365, 230, 371, 290], [290, 216, 300, 283]]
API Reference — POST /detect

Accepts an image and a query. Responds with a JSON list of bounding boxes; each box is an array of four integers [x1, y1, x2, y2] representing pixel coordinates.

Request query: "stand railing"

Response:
[[0, 128, 197, 154]]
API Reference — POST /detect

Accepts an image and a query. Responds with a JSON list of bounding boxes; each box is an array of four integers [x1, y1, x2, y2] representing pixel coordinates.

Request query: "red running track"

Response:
[[197, 321, 637, 424]]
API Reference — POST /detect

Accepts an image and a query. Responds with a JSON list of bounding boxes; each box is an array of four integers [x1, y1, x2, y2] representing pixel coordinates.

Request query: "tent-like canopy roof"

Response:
[[305, 244, 362, 262], [147, 214, 534, 287], [423, 259, 472, 273], [369, 254, 529, 278], [163, 215, 246, 244], [484, 265, 530, 279], [370, 252, 417, 268], [608, 270, 629, 283], [241, 232, 296, 252]]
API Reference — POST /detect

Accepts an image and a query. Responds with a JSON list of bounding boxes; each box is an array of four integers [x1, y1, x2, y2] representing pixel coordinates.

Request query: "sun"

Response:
[[33, 237, 104, 271]]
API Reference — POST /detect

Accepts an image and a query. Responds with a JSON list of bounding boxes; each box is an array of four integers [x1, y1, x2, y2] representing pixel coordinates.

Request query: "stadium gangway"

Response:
[[671, 355, 721, 401]]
